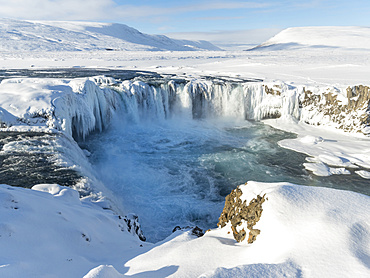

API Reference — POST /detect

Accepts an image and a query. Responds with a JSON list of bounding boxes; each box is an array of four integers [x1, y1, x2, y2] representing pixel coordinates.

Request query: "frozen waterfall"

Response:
[[57, 78, 301, 141]]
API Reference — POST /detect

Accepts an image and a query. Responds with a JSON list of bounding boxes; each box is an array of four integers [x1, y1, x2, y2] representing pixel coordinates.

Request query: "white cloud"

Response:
[[0, 0, 273, 21], [0, 0, 117, 20]]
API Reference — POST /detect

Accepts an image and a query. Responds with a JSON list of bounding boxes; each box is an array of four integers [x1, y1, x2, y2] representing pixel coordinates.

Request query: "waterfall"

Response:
[[48, 77, 303, 141], [111, 79, 297, 125]]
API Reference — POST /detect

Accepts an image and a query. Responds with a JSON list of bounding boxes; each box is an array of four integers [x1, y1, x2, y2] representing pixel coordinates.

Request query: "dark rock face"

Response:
[[218, 185, 266, 243], [172, 225, 204, 237], [124, 213, 146, 241]]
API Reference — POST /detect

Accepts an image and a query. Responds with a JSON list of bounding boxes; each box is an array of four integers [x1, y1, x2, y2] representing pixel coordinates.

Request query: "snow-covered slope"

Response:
[[0, 18, 221, 52], [0, 183, 146, 277], [3, 181, 367, 277], [120, 181, 370, 278], [253, 26, 370, 51]]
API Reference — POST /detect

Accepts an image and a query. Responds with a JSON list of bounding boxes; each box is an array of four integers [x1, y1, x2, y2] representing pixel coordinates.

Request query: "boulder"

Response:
[[218, 185, 266, 243]]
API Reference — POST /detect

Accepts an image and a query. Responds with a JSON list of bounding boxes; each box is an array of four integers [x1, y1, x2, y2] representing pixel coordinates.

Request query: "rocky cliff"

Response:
[[299, 85, 370, 134]]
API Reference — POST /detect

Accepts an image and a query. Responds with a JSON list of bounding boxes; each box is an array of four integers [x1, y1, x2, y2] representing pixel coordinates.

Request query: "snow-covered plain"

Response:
[[0, 21, 369, 277]]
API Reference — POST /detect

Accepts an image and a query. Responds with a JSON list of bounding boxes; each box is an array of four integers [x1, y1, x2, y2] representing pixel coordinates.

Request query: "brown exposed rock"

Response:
[[218, 185, 266, 243], [301, 86, 370, 134], [264, 85, 281, 96]]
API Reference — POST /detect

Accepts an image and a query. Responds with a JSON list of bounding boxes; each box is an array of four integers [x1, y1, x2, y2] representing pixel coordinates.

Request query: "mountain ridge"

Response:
[[0, 18, 222, 52], [251, 26, 370, 51]]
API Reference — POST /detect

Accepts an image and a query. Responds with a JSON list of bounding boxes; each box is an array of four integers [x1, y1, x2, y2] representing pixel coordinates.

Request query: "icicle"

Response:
[[51, 77, 311, 141]]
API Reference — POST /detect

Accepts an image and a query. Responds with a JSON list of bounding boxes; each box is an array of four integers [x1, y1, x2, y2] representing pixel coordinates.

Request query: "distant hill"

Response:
[[251, 26, 370, 51], [0, 18, 222, 52]]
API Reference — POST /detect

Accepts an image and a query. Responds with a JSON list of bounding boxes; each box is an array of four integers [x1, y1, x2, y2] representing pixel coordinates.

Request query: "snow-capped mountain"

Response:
[[0, 18, 221, 51], [252, 26, 370, 50]]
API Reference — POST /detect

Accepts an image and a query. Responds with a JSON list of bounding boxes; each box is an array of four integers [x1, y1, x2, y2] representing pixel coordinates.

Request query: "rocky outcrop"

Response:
[[264, 84, 281, 96], [300, 86, 370, 134], [348, 85, 370, 126], [218, 185, 266, 243], [124, 213, 146, 241], [172, 226, 204, 237], [261, 84, 370, 135]]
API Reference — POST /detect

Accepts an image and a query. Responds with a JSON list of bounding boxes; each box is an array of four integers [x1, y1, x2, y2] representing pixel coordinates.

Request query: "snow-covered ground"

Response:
[[1, 181, 368, 277], [0, 22, 369, 277], [0, 183, 147, 277]]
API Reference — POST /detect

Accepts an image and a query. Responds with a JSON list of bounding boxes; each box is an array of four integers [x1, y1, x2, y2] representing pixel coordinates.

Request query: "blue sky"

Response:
[[0, 0, 369, 45], [111, 0, 370, 33], [0, 0, 369, 34]]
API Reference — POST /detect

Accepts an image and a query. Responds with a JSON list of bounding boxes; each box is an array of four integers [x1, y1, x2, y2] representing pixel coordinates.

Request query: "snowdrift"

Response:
[[0, 19, 221, 52], [120, 181, 370, 278], [253, 26, 370, 51], [1, 181, 368, 277], [0, 183, 146, 277]]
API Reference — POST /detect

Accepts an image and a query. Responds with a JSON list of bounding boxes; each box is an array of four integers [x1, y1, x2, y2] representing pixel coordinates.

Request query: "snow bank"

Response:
[[0, 183, 145, 278], [122, 181, 370, 277], [0, 77, 120, 139], [84, 265, 126, 278], [1, 181, 368, 277], [255, 26, 370, 51]]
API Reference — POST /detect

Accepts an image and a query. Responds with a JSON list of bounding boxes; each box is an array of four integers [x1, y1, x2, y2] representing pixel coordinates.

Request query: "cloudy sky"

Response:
[[0, 0, 369, 46]]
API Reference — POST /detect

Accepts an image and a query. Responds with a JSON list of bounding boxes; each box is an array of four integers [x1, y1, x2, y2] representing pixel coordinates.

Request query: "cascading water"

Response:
[[82, 78, 369, 242]]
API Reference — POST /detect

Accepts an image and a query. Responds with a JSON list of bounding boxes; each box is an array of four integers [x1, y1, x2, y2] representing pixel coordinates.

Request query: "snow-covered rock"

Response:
[[122, 181, 370, 277], [0, 77, 120, 139]]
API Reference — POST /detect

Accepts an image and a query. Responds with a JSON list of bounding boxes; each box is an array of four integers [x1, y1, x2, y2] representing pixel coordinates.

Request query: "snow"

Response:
[[123, 181, 370, 277], [302, 162, 351, 177], [0, 77, 120, 139], [0, 19, 221, 52], [0, 21, 370, 277], [1, 181, 368, 277], [84, 265, 126, 278], [254, 26, 370, 51], [0, 183, 145, 278], [265, 118, 370, 177], [356, 170, 370, 179]]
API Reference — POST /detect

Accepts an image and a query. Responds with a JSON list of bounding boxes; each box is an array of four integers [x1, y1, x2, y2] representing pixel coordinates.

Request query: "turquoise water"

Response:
[[84, 115, 369, 242]]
